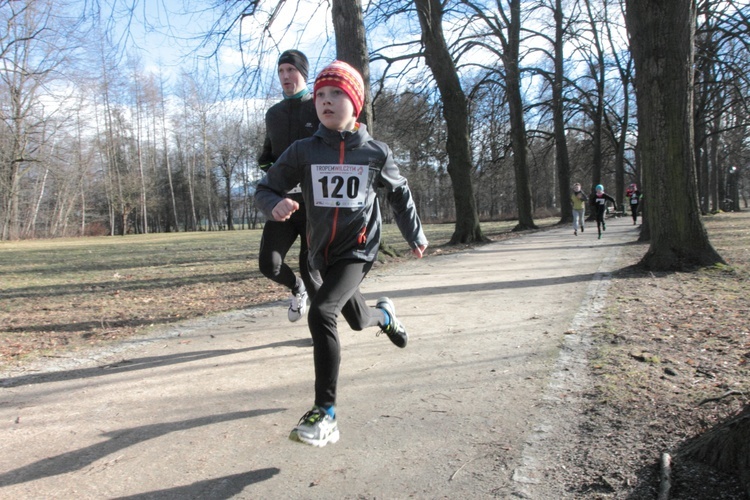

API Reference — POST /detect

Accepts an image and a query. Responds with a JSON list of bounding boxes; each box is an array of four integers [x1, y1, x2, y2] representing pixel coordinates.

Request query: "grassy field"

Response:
[[0, 219, 556, 366]]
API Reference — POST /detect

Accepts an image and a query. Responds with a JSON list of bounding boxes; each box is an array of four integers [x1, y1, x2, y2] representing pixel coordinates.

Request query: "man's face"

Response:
[[573, 184, 581, 191], [278, 63, 306, 97]]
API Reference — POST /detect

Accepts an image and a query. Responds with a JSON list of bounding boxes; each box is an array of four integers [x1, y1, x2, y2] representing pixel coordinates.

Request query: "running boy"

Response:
[[590, 184, 617, 239], [255, 60, 429, 447], [570, 182, 588, 235]]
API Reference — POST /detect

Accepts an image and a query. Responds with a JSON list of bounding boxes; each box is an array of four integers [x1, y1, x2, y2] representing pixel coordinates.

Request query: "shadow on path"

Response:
[[364, 271, 599, 302], [0, 338, 311, 388], [0, 409, 283, 487], [111, 468, 281, 500]]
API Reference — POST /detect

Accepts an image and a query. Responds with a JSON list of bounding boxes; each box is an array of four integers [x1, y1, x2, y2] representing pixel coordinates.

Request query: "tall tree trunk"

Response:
[[414, 0, 486, 243], [626, 0, 724, 270], [694, 122, 709, 214], [3, 90, 24, 241], [584, 0, 606, 195], [201, 117, 214, 231], [224, 169, 234, 230], [332, 0, 374, 133], [709, 109, 722, 212], [553, 0, 572, 224], [159, 76, 179, 232], [604, 0, 632, 208], [130, 62, 149, 235], [27, 166, 48, 238], [505, 0, 536, 230]]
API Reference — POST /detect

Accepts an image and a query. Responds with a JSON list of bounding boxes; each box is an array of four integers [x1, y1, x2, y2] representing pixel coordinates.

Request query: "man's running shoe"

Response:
[[602, 221, 606, 231], [289, 407, 339, 447], [288, 288, 308, 322], [376, 297, 408, 348], [580, 225, 584, 232]]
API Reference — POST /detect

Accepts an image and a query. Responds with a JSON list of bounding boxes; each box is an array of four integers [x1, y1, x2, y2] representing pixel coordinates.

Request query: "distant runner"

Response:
[[570, 182, 588, 236], [590, 184, 617, 239]]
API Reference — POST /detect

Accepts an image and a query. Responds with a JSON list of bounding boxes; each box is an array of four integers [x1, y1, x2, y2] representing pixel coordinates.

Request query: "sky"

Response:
[[100, 0, 338, 99]]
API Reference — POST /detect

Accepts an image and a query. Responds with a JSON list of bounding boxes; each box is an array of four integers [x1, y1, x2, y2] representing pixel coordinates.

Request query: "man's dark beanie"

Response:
[[278, 50, 309, 81]]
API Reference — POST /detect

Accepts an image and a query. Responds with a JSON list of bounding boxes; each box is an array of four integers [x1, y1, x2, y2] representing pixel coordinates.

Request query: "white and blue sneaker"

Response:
[[376, 297, 408, 348], [288, 288, 308, 322], [289, 407, 339, 447]]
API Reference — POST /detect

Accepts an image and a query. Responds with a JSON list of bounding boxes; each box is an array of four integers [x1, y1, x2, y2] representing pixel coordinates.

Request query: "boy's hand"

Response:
[[271, 198, 299, 221], [411, 243, 428, 259]]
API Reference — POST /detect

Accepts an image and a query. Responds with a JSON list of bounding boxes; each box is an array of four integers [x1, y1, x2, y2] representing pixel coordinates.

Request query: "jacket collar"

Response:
[[314, 122, 371, 149]]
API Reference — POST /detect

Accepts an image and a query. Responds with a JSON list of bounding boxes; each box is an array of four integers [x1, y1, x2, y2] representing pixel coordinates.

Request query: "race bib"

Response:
[[311, 164, 370, 208]]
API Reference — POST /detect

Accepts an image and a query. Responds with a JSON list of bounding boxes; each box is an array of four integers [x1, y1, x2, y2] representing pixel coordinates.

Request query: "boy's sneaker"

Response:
[[580, 225, 584, 232], [602, 221, 606, 231], [289, 407, 339, 447], [288, 289, 308, 322], [376, 297, 408, 348]]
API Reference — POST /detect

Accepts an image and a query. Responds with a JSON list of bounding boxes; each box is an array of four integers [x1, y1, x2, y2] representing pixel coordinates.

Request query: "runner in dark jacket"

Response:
[[256, 60, 428, 447], [257, 50, 321, 323], [590, 184, 617, 239]]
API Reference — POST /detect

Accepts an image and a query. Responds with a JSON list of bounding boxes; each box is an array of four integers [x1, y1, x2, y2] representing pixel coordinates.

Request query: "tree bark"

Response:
[[625, 0, 724, 270], [679, 404, 750, 496], [332, 0, 374, 133], [553, 0, 572, 224], [505, 0, 536, 231]]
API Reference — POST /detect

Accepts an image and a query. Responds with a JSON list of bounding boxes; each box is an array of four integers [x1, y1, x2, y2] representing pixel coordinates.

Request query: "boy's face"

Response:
[[278, 63, 306, 97], [315, 85, 357, 131], [573, 183, 581, 191]]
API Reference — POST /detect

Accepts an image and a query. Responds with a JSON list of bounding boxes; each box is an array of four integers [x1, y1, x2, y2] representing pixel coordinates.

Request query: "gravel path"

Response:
[[0, 218, 639, 499]]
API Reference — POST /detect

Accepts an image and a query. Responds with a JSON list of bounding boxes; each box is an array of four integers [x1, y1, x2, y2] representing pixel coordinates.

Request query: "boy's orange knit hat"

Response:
[[313, 60, 365, 118]]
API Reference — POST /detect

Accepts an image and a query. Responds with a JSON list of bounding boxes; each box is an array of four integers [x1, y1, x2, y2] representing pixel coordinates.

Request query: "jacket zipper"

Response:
[[323, 139, 347, 264]]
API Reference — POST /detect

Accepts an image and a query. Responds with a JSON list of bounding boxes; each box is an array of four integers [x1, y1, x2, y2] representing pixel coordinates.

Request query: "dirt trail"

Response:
[[0, 218, 639, 499]]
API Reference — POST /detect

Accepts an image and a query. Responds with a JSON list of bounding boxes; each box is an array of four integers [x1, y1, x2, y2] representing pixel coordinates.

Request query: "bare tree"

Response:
[[461, 0, 537, 230], [414, 0, 486, 243], [580, 0, 606, 195], [373, 89, 447, 221], [625, 0, 724, 269], [214, 111, 248, 230], [527, 0, 575, 223], [128, 55, 150, 233], [158, 69, 179, 231], [0, 1, 68, 240], [694, 0, 750, 214], [552, 0, 572, 223], [602, 0, 635, 209]]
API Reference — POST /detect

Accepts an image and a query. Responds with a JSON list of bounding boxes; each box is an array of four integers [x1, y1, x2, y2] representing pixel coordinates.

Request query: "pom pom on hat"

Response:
[[314, 60, 365, 118], [278, 50, 309, 81]]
